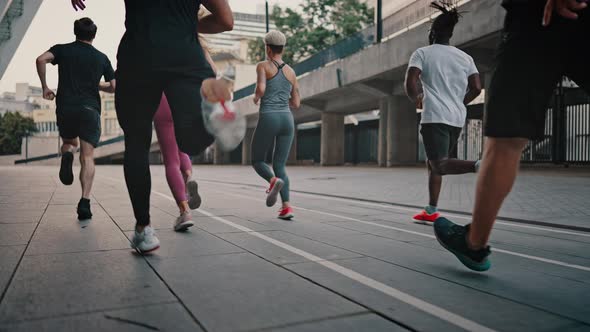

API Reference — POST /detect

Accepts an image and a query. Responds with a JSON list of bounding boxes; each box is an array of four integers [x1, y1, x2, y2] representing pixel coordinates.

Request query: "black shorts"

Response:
[[420, 123, 462, 161], [115, 69, 215, 156], [56, 105, 101, 147], [485, 6, 590, 140]]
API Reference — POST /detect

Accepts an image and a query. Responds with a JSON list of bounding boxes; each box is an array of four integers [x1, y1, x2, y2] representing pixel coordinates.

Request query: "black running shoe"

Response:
[[434, 217, 491, 272], [77, 198, 92, 220], [59, 151, 74, 185]]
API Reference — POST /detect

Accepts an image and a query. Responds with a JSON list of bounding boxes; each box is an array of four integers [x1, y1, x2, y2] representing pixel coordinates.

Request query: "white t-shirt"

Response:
[[408, 44, 479, 128]]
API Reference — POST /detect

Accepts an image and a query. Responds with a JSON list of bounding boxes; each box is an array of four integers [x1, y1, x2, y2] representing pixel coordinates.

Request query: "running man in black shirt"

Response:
[[434, 0, 588, 271], [71, 0, 234, 253], [36, 17, 116, 221]]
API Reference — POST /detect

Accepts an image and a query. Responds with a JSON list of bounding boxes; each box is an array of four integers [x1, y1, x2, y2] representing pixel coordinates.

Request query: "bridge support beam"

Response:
[[386, 96, 418, 166], [321, 113, 344, 166], [378, 99, 390, 167], [241, 128, 254, 166]]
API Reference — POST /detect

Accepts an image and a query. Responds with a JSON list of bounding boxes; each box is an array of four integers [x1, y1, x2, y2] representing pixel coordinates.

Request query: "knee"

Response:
[[429, 160, 444, 175], [79, 155, 94, 166]]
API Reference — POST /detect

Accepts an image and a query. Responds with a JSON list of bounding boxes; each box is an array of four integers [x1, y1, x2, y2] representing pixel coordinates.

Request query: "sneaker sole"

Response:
[[278, 214, 294, 220], [266, 179, 284, 207], [434, 234, 491, 272], [137, 245, 160, 254], [77, 212, 92, 221], [187, 181, 201, 210], [174, 220, 195, 232], [412, 218, 434, 225], [59, 152, 74, 185]]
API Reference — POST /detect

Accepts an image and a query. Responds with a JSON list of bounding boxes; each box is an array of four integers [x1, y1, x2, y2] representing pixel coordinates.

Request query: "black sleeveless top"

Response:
[[117, 0, 214, 78]]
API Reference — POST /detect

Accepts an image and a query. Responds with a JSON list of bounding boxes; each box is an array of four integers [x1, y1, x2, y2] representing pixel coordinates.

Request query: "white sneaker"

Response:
[[174, 211, 194, 232], [131, 226, 160, 253]]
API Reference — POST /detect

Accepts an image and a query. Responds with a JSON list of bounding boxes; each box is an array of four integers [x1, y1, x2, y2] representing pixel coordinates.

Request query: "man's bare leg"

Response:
[[428, 162, 443, 207], [468, 137, 528, 248], [434, 137, 528, 271], [77, 139, 95, 220], [79, 140, 95, 199], [61, 138, 78, 154]]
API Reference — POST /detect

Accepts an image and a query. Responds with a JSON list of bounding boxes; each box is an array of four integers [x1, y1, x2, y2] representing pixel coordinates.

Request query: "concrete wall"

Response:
[[20, 135, 60, 159]]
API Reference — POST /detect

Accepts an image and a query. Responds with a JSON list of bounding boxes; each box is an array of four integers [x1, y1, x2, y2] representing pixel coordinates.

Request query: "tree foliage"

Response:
[[248, 0, 373, 65], [0, 112, 37, 155]]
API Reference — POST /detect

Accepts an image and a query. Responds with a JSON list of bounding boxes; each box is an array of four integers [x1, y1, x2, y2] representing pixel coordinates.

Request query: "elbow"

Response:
[[221, 16, 234, 32], [291, 100, 301, 109], [472, 86, 482, 98]]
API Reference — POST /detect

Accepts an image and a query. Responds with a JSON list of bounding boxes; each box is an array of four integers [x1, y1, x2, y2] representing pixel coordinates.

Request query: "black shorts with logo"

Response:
[[420, 123, 462, 161], [485, 5, 590, 140], [56, 105, 101, 147]]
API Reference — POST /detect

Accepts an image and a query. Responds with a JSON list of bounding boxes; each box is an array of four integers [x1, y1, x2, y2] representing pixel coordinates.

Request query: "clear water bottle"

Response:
[[202, 66, 246, 152]]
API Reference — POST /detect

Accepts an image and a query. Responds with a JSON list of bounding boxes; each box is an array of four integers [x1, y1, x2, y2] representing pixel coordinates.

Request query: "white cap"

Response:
[[264, 30, 286, 46]]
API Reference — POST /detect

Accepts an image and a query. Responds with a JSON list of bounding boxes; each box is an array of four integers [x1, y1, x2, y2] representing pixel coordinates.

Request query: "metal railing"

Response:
[[14, 135, 125, 164]]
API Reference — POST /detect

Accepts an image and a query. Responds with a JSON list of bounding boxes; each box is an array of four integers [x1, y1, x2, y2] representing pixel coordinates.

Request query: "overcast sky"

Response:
[[0, 0, 305, 93]]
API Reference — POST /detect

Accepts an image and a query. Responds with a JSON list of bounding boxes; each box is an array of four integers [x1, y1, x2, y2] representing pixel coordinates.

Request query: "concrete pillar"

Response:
[[241, 128, 255, 165], [320, 113, 345, 166], [378, 99, 390, 167], [287, 126, 298, 165], [213, 143, 230, 165], [386, 96, 418, 166]]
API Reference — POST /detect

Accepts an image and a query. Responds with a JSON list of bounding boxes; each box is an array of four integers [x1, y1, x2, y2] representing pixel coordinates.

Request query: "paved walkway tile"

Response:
[[0, 165, 589, 331]]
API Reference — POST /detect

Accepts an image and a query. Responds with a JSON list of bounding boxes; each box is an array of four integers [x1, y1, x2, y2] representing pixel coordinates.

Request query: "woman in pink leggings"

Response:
[[154, 94, 201, 232]]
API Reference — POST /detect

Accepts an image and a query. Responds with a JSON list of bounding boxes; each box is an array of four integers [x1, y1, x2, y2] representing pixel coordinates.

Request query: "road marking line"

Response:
[[201, 180, 590, 239], [99, 176, 496, 331], [217, 190, 590, 273], [290, 191, 590, 238], [148, 189, 496, 332]]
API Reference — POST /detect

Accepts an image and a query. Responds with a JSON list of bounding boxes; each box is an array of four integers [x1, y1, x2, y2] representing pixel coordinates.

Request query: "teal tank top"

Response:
[[260, 60, 293, 114]]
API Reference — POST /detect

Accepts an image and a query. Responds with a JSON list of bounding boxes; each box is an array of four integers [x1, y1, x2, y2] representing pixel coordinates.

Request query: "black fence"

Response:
[[455, 86, 590, 164]]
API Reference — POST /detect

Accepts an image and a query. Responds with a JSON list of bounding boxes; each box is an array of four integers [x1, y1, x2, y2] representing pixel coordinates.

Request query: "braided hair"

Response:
[[429, 1, 461, 44]]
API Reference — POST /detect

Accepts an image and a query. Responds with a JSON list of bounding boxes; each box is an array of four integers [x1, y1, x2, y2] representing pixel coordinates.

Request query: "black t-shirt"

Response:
[[49, 41, 115, 110], [502, 0, 546, 9], [116, 0, 214, 78]]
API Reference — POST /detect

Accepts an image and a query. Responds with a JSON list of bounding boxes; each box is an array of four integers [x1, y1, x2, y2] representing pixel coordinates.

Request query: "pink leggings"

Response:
[[154, 94, 192, 204]]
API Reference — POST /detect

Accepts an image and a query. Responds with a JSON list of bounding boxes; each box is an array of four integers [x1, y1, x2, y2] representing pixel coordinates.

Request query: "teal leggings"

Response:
[[251, 112, 294, 203]]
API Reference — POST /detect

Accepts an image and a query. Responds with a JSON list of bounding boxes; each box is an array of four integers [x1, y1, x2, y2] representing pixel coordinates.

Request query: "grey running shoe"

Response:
[[266, 178, 284, 207], [174, 211, 194, 232], [186, 180, 202, 210], [131, 226, 160, 254]]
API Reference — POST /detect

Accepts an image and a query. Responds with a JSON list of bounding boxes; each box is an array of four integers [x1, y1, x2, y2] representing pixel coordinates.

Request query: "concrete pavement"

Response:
[[0, 165, 589, 331]]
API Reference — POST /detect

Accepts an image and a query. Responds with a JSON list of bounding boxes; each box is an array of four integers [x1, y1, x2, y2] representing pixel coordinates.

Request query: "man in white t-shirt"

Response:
[[404, 2, 482, 225]]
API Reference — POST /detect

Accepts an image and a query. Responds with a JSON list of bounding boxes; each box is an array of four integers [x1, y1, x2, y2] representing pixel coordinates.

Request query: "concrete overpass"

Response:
[[233, 0, 504, 166], [0, 0, 43, 80], [15, 0, 505, 166]]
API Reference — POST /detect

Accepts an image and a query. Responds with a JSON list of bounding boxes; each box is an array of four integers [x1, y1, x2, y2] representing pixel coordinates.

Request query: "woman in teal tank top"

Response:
[[252, 30, 301, 220]]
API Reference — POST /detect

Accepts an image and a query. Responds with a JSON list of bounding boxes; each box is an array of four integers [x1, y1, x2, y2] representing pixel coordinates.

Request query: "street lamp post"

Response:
[[24, 130, 29, 163], [265, 0, 270, 33], [376, 0, 383, 43]]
